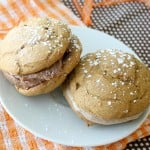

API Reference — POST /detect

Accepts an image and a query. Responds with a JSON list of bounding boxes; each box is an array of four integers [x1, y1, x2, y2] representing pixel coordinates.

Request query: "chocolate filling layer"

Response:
[[3, 50, 70, 90]]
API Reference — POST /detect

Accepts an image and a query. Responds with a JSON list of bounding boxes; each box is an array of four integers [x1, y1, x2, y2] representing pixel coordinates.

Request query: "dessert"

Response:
[[63, 50, 150, 125], [0, 18, 82, 96]]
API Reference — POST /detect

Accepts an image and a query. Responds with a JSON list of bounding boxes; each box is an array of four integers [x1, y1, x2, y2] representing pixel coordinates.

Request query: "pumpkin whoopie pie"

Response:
[[0, 18, 82, 96], [63, 50, 150, 125]]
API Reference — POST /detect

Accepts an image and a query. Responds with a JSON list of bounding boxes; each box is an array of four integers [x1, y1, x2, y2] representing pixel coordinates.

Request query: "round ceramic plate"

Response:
[[0, 26, 149, 147]]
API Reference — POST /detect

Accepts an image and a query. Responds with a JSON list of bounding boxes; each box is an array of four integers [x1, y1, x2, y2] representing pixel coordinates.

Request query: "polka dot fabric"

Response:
[[92, 2, 150, 67], [63, 0, 150, 149], [126, 136, 150, 150], [63, 1, 150, 68]]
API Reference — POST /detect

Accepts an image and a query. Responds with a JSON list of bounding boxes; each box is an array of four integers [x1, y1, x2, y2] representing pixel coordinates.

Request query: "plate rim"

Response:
[[0, 97, 149, 147]]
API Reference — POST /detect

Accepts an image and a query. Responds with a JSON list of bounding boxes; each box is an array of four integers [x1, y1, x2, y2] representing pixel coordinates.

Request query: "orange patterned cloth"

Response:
[[0, 0, 150, 150], [0, 0, 83, 39], [73, 0, 150, 25]]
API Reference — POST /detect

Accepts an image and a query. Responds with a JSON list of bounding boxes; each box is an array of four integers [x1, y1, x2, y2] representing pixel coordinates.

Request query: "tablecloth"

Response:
[[0, 0, 150, 149]]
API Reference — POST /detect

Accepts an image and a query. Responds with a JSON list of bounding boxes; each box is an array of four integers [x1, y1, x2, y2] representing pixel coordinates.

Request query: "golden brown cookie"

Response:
[[3, 35, 82, 96], [0, 17, 71, 75], [63, 50, 150, 125]]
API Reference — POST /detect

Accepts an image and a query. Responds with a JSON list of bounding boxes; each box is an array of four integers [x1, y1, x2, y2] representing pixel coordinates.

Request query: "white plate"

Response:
[[0, 26, 149, 147]]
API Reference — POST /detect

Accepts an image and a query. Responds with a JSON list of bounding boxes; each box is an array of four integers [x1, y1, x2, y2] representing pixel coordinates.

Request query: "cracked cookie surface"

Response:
[[63, 50, 150, 125], [0, 17, 71, 75]]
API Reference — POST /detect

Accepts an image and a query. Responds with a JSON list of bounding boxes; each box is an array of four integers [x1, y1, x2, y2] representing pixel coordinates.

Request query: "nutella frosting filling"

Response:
[[3, 52, 68, 90]]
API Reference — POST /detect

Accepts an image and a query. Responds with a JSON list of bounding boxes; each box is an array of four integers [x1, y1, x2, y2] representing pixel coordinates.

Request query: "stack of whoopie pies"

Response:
[[0, 18, 149, 125], [0, 18, 82, 96]]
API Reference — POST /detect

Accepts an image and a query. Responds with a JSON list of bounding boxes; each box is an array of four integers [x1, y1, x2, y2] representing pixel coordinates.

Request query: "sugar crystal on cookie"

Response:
[[107, 101, 112, 106], [86, 74, 92, 78]]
